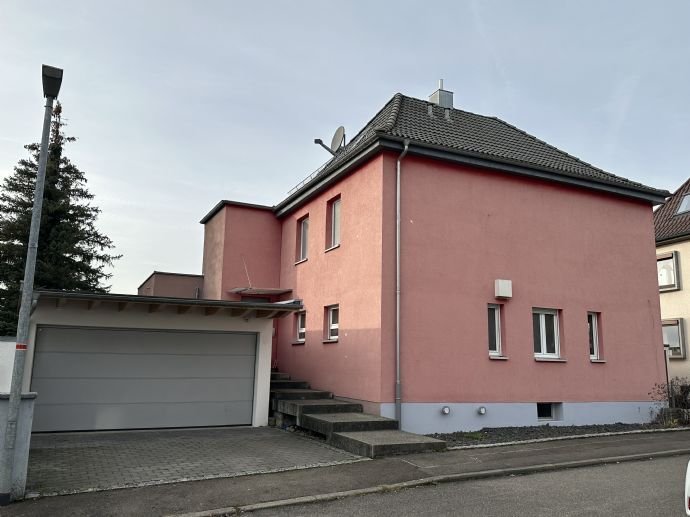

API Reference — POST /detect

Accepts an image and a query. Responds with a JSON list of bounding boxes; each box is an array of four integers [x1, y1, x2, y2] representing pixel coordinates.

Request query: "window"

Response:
[[326, 196, 341, 249], [537, 402, 562, 421], [657, 252, 680, 291], [588, 312, 600, 359], [662, 319, 685, 359], [296, 216, 309, 262], [296, 312, 306, 343], [487, 304, 501, 356], [532, 308, 560, 357], [677, 194, 690, 215], [326, 305, 339, 341]]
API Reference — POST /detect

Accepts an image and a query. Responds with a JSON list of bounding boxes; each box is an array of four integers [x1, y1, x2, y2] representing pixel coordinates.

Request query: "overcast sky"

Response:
[[1, 1, 689, 294]]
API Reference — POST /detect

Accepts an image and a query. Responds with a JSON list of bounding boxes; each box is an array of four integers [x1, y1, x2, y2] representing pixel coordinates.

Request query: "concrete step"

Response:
[[301, 412, 399, 436], [270, 388, 332, 401], [329, 430, 446, 458], [270, 379, 310, 390], [271, 372, 290, 380], [275, 399, 363, 422]]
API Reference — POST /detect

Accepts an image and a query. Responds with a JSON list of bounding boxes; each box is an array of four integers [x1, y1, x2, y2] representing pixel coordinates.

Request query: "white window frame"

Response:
[[677, 194, 690, 215], [326, 305, 339, 341], [588, 312, 600, 360], [657, 252, 680, 292], [533, 308, 560, 358], [331, 198, 341, 248], [487, 304, 501, 356], [662, 318, 685, 359], [296, 312, 306, 343], [297, 216, 309, 262]]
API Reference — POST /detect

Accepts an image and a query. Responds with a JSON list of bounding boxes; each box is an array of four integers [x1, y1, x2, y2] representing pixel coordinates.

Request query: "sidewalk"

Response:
[[6, 430, 690, 517]]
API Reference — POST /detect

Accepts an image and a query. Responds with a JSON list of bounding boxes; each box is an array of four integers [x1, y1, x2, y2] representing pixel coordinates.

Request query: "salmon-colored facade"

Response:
[[141, 91, 668, 432]]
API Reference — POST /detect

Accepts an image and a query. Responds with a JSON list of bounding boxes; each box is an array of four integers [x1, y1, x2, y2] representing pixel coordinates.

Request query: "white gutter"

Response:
[[395, 139, 410, 424]]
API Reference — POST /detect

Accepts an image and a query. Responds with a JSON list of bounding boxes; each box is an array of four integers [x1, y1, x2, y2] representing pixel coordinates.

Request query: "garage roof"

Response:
[[33, 290, 302, 319]]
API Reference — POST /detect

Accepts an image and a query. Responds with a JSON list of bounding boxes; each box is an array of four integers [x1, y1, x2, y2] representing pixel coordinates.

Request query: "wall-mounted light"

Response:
[[477, 406, 487, 415], [441, 406, 450, 415]]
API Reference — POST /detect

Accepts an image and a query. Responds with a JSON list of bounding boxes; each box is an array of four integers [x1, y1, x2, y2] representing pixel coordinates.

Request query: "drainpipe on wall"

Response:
[[395, 139, 410, 425]]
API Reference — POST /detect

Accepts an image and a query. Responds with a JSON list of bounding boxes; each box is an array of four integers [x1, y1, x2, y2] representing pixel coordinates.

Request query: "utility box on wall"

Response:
[[495, 279, 513, 299]]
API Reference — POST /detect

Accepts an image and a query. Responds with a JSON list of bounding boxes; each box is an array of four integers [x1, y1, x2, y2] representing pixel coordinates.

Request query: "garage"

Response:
[[32, 327, 257, 432], [18, 290, 302, 433]]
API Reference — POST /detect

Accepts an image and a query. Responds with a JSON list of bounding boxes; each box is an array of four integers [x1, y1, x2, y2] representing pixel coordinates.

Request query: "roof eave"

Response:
[[656, 233, 690, 247], [200, 200, 275, 224], [384, 136, 669, 205], [274, 134, 668, 217], [274, 140, 387, 217]]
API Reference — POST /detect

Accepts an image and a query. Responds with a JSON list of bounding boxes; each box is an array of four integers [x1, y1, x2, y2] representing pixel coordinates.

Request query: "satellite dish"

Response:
[[330, 126, 345, 153]]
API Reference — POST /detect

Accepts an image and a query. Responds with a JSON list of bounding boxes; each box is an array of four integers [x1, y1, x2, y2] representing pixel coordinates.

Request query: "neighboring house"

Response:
[[143, 85, 669, 433], [654, 178, 690, 381]]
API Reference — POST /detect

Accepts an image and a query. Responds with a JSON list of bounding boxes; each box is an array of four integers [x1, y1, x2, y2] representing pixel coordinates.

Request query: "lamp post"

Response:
[[0, 65, 63, 505]]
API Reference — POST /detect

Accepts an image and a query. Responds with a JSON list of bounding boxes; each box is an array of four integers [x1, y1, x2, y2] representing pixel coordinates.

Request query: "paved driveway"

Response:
[[26, 427, 364, 497]]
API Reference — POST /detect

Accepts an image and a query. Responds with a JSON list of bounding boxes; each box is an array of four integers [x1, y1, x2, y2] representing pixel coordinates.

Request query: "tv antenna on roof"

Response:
[[314, 126, 346, 156]]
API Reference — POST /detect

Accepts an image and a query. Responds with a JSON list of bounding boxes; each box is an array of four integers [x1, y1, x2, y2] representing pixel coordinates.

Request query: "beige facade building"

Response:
[[655, 179, 690, 380]]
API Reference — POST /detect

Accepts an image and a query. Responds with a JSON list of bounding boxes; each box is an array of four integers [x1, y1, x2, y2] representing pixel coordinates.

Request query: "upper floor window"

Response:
[[296, 216, 309, 262], [662, 319, 685, 359], [677, 194, 690, 215], [487, 304, 501, 356], [532, 308, 560, 358], [326, 196, 341, 249], [657, 252, 680, 292], [588, 312, 600, 360]]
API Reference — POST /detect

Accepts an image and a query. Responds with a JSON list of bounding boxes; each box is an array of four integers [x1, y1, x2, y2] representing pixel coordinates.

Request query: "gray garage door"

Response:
[[31, 326, 256, 432]]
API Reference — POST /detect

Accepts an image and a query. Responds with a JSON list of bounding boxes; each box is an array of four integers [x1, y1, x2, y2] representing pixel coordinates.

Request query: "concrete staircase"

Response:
[[270, 371, 445, 458]]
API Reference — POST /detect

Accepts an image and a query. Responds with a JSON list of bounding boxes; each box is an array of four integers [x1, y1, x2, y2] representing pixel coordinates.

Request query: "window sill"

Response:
[[659, 286, 680, 293], [294, 258, 308, 266], [534, 357, 567, 362], [489, 355, 509, 360], [325, 244, 340, 253], [292, 341, 306, 346], [669, 356, 686, 360], [590, 358, 606, 363], [322, 339, 339, 344]]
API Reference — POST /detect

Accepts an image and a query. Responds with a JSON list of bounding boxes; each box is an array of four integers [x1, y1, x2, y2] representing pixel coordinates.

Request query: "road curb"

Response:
[[445, 426, 690, 450], [165, 448, 690, 516]]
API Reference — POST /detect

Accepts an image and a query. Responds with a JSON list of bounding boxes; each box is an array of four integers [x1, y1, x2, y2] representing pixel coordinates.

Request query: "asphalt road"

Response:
[[252, 455, 690, 516]]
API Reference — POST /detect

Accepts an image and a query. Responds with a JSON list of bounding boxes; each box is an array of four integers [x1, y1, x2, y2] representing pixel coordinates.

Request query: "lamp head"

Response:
[[42, 65, 63, 99]]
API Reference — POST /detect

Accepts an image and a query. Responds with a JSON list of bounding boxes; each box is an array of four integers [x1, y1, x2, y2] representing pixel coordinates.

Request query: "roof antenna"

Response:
[[314, 126, 346, 156]]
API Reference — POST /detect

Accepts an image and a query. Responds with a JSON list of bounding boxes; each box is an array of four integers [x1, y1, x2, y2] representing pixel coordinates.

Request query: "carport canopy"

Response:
[[25, 290, 302, 432]]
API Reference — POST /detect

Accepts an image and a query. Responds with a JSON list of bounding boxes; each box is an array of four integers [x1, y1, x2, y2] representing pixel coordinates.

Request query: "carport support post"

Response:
[[0, 67, 61, 505]]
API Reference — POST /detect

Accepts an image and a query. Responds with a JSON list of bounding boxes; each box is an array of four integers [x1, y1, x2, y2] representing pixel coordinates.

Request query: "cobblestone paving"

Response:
[[26, 427, 363, 496]]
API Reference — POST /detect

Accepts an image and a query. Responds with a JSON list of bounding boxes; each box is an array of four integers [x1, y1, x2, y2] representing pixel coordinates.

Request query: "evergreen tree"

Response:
[[0, 103, 120, 334]]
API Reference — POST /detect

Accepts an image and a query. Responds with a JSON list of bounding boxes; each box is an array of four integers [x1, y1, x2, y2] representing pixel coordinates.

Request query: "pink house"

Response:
[[146, 85, 670, 433]]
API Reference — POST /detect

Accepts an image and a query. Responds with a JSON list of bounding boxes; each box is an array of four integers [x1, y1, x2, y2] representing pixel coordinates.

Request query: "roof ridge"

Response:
[[376, 93, 403, 132]]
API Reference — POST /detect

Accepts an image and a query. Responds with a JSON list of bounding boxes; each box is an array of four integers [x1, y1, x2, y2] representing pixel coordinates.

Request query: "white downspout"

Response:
[[395, 139, 410, 425]]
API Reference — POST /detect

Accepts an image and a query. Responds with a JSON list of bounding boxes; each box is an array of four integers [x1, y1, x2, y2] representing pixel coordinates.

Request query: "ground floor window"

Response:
[[588, 312, 600, 359], [662, 319, 685, 359], [326, 305, 339, 341], [532, 308, 560, 358], [295, 311, 306, 343], [487, 304, 501, 356]]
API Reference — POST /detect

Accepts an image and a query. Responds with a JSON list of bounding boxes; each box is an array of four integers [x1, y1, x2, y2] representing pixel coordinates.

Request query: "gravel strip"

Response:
[[427, 423, 675, 447]]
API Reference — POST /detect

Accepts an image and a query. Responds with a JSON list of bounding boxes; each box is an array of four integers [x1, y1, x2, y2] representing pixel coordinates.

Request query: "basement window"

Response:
[[537, 402, 562, 421]]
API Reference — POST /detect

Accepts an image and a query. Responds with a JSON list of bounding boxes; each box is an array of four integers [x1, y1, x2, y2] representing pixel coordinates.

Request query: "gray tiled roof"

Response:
[[654, 178, 690, 243], [308, 93, 666, 198]]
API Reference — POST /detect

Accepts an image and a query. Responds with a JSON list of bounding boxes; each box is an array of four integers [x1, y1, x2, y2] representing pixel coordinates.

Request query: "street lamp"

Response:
[[0, 65, 63, 505]]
